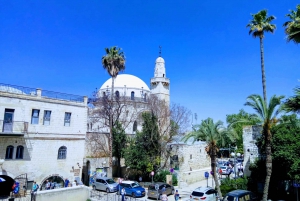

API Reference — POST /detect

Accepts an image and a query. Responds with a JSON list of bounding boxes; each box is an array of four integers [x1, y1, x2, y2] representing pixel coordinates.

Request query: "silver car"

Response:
[[92, 177, 118, 192], [147, 182, 175, 199]]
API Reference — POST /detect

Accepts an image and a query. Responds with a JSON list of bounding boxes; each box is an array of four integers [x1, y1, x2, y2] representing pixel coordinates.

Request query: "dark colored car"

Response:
[[117, 181, 145, 198], [147, 182, 175, 199], [223, 189, 258, 201]]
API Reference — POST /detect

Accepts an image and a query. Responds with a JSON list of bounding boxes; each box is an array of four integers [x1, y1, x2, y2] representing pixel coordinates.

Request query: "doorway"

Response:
[[3, 109, 14, 132]]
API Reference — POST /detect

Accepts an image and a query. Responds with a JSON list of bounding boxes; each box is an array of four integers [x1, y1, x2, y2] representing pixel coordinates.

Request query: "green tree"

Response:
[[283, 4, 300, 44], [226, 109, 260, 150], [112, 121, 127, 177], [244, 94, 284, 201], [182, 118, 237, 198], [102, 46, 125, 173], [246, 10, 276, 103], [124, 112, 161, 174]]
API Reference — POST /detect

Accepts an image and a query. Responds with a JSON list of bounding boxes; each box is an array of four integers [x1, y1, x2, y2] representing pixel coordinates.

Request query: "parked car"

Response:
[[117, 181, 146, 198], [218, 166, 228, 175], [147, 182, 175, 199], [189, 187, 217, 201], [92, 177, 118, 192], [223, 189, 258, 201]]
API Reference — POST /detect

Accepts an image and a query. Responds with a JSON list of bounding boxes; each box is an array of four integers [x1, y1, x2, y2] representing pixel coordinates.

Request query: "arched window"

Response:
[[16, 145, 24, 159], [133, 121, 137, 132], [144, 93, 147, 101], [115, 91, 120, 99], [103, 92, 106, 97], [58, 146, 67, 159], [5, 145, 14, 159], [131, 91, 135, 100]]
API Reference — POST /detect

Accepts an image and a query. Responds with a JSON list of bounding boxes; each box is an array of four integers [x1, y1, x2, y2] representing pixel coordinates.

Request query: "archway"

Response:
[[82, 160, 90, 186], [40, 175, 64, 190]]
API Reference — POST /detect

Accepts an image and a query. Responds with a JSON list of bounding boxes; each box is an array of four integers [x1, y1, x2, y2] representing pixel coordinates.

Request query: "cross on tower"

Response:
[[159, 46, 162, 57]]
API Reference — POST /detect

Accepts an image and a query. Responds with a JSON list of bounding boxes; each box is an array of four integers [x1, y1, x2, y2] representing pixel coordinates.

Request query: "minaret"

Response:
[[150, 46, 170, 105]]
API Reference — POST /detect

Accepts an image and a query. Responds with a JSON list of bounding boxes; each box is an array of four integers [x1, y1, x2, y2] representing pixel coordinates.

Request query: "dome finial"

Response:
[[159, 45, 162, 57]]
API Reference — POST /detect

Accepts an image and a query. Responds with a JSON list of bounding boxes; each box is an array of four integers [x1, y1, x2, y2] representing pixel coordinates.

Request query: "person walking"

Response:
[[45, 180, 50, 190], [161, 193, 168, 201], [64, 178, 69, 187], [121, 187, 126, 201], [31, 181, 38, 201], [174, 190, 180, 201]]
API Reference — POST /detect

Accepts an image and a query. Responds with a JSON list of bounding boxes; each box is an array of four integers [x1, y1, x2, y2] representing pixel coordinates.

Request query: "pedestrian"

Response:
[[162, 185, 166, 193], [31, 181, 38, 201], [72, 180, 77, 187], [218, 168, 223, 179], [161, 193, 168, 201], [50, 180, 55, 189], [45, 180, 50, 190], [64, 178, 69, 188], [174, 190, 179, 201], [121, 187, 126, 201]]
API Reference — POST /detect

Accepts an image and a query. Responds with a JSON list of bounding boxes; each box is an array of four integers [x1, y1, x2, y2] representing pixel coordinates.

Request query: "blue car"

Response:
[[117, 181, 146, 198]]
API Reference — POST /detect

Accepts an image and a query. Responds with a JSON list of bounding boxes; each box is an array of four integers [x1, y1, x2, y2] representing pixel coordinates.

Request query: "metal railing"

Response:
[[89, 190, 139, 201], [0, 83, 85, 103], [0, 120, 28, 134], [89, 96, 148, 104]]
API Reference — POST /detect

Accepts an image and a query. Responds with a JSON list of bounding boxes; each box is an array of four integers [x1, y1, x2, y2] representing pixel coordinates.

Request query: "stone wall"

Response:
[[35, 186, 89, 201]]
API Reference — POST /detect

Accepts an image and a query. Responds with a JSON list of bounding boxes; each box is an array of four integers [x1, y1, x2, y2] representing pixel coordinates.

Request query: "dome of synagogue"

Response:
[[100, 74, 150, 91], [155, 57, 165, 63]]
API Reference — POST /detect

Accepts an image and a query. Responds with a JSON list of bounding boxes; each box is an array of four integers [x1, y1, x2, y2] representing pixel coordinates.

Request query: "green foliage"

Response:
[[272, 114, 300, 180], [283, 4, 300, 44], [220, 177, 248, 196], [102, 46, 125, 77], [226, 109, 260, 150], [86, 199, 91, 201], [124, 112, 161, 174], [153, 170, 178, 186], [283, 87, 300, 113], [112, 121, 126, 159]]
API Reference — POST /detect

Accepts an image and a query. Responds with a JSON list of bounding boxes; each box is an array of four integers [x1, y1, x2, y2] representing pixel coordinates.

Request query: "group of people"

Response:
[[218, 163, 244, 179], [161, 189, 180, 201]]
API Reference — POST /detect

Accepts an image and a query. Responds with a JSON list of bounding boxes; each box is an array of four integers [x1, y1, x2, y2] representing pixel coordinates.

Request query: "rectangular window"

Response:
[[31, 109, 40, 124], [43, 110, 51, 125], [64, 112, 71, 126]]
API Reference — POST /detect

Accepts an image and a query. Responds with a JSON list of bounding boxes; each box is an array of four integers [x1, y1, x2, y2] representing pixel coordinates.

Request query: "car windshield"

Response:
[[131, 182, 140, 188], [192, 191, 204, 197], [148, 185, 156, 190], [106, 179, 115, 184], [223, 196, 236, 201]]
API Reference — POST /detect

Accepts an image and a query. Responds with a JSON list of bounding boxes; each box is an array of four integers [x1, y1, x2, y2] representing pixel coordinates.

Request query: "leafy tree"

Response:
[[246, 10, 276, 103], [283, 4, 300, 44], [112, 121, 127, 177], [182, 118, 238, 199], [220, 177, 248, 196], [124, 112, 161, 175], [102, 46, 125, 171], [243, 94, 284, 201], [226, 109, 260, 150]]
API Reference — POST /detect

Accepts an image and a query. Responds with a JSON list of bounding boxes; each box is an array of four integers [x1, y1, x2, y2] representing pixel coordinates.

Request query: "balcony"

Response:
[[0, 120, 28, 136]]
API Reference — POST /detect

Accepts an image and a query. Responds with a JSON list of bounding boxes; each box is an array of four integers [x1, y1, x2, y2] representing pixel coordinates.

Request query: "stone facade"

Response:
[[168, 141, 211, 185], [0, 85, 87, 187], [242, 125, 262, 176]]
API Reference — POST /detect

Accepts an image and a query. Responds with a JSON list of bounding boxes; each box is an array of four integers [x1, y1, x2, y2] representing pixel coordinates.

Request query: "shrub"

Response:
[[220, 176, 248, 195], [153, 169, 178, 186]]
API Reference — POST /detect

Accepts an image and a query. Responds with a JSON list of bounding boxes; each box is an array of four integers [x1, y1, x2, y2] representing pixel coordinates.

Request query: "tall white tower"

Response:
[[150, 51, 170, 104]]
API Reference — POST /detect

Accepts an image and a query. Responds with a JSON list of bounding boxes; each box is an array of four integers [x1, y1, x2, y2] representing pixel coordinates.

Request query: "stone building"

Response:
[[0, 84, 88, 189]]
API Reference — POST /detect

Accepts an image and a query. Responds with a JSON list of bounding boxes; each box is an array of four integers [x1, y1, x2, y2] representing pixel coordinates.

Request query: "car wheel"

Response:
[[171, 189, 175, 195], [159, 194, 162, 200], [106, 188, 110, 193], [132, 193, 136, 198], [92, 186, 96, 190]]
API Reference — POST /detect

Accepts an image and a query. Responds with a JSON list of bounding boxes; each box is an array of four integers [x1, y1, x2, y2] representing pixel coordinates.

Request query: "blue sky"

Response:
[[1, 1, 299, 125]]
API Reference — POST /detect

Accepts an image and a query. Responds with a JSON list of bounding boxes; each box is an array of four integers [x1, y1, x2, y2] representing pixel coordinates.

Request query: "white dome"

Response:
[[156, 57, 165, 63], [100, 74, 150, 91]]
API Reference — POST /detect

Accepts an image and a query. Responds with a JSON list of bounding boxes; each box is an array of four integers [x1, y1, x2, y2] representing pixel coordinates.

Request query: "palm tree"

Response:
[[246, 10, 276, 103], [102, 46, 125, 175], [283, 5, 300, 44], [244, 94, 284, 201], [182, 118, 237, 199], [283, 87, 300, 113]]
